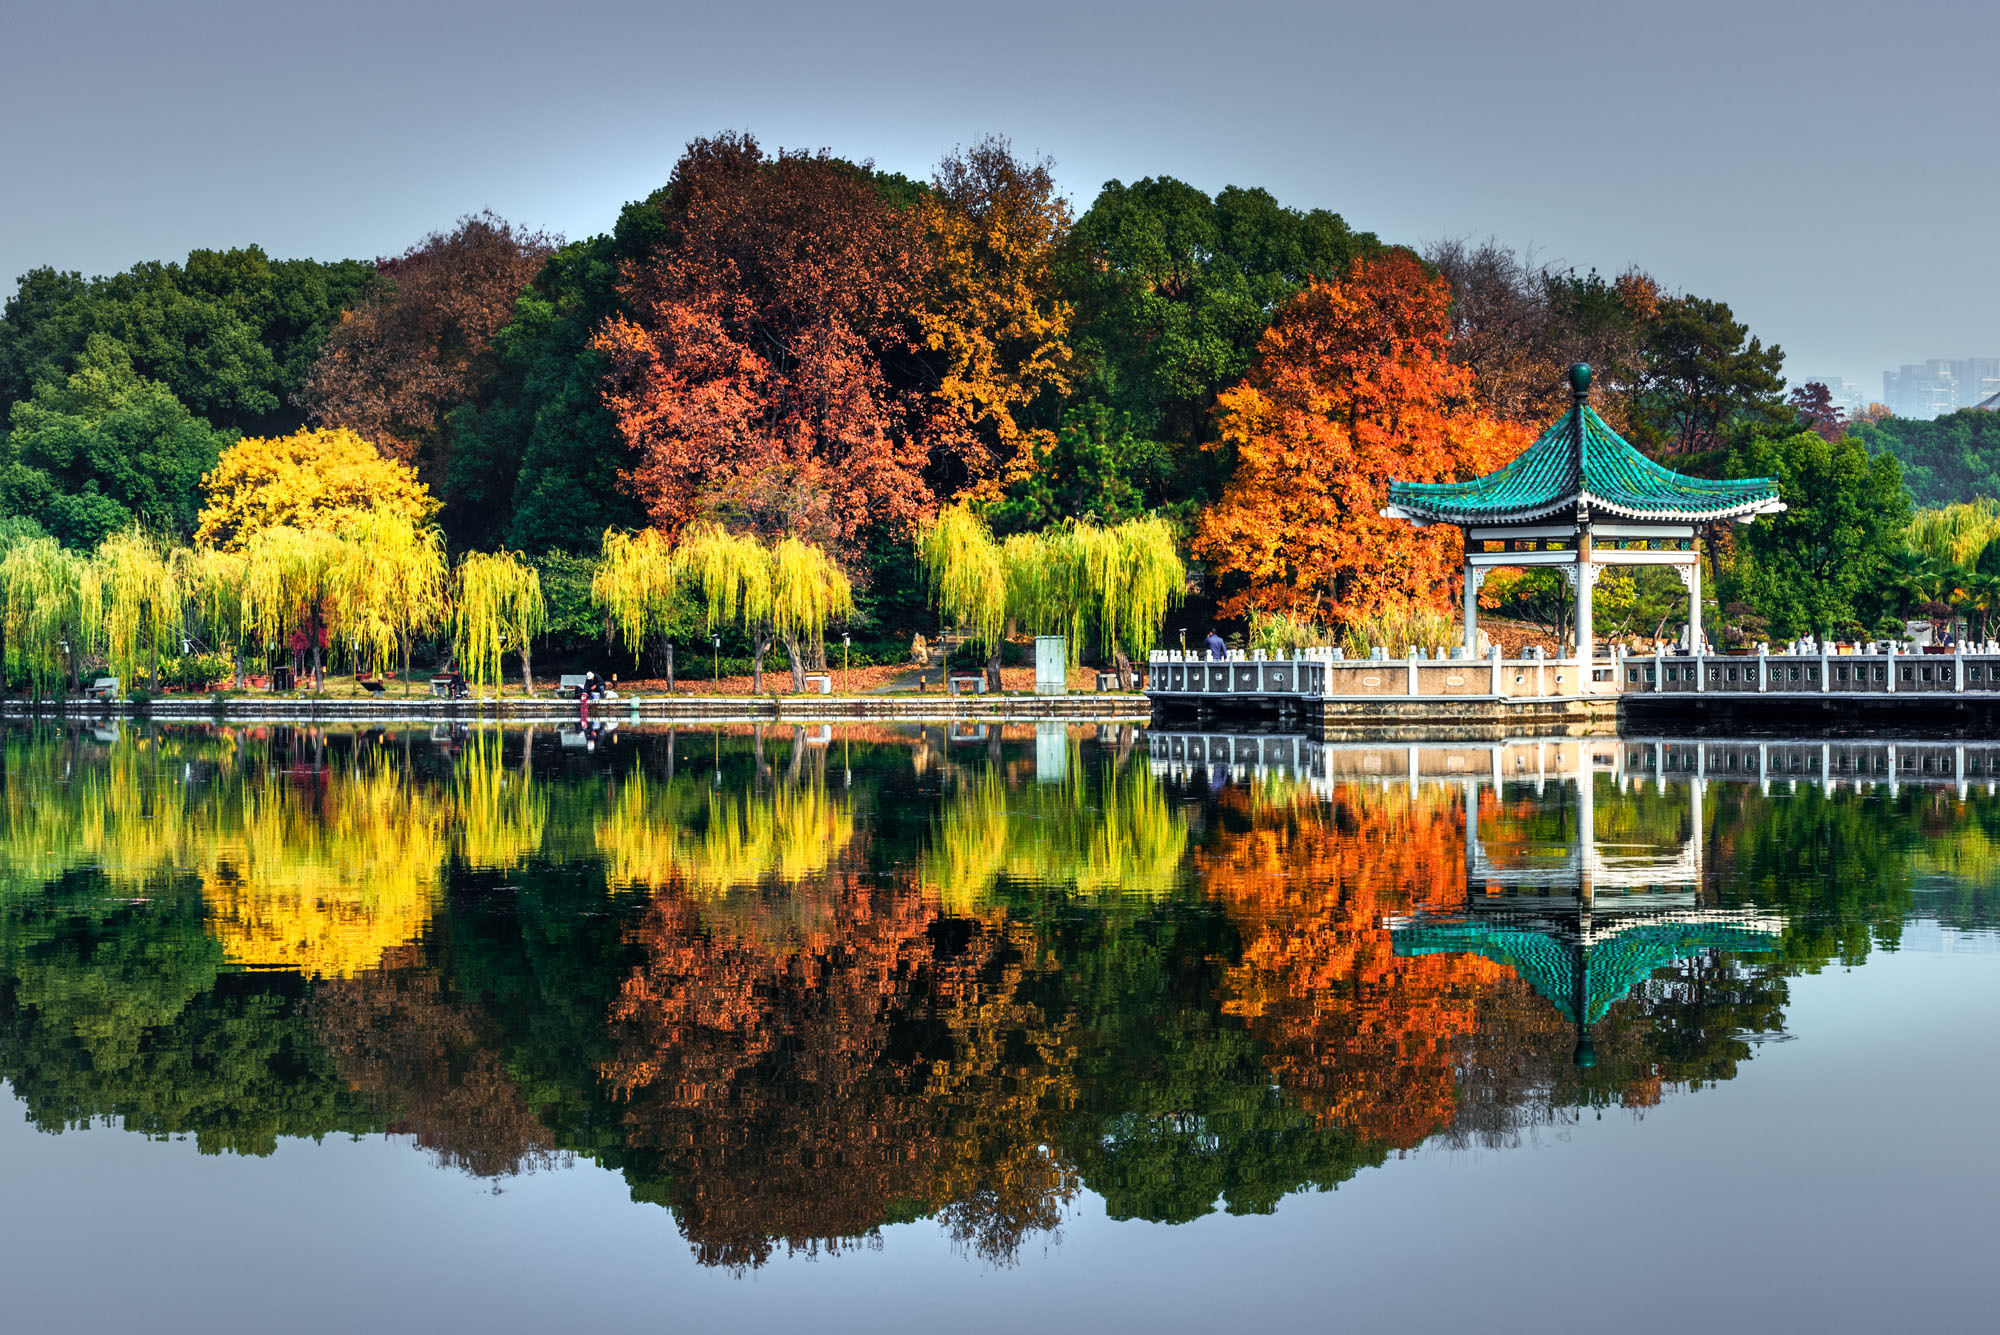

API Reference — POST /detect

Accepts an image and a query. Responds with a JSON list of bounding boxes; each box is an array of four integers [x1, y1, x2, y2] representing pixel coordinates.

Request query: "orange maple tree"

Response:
[[1201, 782, 1509, 1149], [593, 134, 956, 550], [915, 137, 1074, 499], [1193, 251, 1530, 625]]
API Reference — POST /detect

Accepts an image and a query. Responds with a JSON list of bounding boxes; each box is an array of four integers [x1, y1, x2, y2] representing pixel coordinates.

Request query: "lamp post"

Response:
[[842, 633, 851, 695], [712, 635, 721, 691]]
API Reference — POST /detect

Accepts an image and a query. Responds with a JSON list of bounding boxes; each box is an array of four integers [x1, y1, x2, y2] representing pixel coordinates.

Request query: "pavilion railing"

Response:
[[1146, 641, 2000, 702]]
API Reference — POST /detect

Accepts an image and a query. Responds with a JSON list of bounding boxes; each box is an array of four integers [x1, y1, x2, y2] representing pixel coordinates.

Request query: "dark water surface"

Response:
[[1, 721, 1995, 1333]]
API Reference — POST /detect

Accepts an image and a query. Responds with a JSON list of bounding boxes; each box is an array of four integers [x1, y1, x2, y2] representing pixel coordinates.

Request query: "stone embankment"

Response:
[[2, 693, 1150, 723]]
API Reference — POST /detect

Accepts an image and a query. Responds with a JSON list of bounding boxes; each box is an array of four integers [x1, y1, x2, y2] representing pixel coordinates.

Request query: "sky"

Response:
[[2, 0, 1994, 396]]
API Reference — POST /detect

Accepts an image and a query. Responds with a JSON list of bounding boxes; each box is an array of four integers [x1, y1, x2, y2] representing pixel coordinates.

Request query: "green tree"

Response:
[[2, 335, 236, 544], [1852, 409, 2000, 507], [447, 224, 659, 553], [1637, 294, 1786, 456], [1057, 178, 1379, 513], [1724, 430, 1910, 638], [0, 248, 381, 436]]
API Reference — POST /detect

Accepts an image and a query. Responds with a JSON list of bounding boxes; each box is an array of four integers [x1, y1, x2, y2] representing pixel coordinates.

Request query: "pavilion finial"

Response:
[[1568, 362, 1592, 400]]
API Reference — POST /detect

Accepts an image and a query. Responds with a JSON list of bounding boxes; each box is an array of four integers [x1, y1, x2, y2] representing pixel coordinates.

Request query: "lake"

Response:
[[1, 720, 1994, 1333]]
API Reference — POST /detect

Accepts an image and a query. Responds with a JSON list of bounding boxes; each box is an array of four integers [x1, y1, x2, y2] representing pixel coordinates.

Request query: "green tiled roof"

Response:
[[1384, 400, 1782, 525], [1393, 920, 1779, 1026]]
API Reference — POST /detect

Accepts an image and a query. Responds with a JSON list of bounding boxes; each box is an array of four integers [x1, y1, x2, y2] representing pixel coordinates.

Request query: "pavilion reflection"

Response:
[[1149, 729, 1802, 1065]]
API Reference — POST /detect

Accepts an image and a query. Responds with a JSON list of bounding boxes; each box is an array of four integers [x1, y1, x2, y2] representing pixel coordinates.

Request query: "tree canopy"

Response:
[[1194, 251, 1528, 626], [1722, 429, 1911, 638], [1853, 409, 2000, 508], [195, 427, 440, 550]]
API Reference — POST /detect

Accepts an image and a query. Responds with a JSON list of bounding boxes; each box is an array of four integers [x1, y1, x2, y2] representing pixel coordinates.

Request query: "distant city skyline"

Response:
[[1857, 358, 2000, 420]]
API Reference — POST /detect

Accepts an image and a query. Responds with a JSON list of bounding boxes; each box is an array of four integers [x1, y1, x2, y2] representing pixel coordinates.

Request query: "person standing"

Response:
[[1204, 629, 1226, 660]]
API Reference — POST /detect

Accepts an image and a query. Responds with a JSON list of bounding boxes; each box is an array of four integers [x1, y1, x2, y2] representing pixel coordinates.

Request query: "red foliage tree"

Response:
[[594, 134, 958, 550], [304, 213, 554, 486]]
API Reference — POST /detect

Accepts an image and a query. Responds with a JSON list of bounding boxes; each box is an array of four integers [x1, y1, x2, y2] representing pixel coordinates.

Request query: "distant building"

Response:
[[1793, 375, 1868, 419], [1883, 358, 2000, 420]]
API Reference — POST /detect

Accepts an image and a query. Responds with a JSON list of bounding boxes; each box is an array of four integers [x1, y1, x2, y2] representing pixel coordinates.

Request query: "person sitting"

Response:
[[1204, 628, 1227, 660], [578, 670, 608, 700]]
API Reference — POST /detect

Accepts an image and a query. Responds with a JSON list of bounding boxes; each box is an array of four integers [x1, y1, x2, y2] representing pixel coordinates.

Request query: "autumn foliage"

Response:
[[1202, 782, 1507, 1148], [915, 138, 1074, 497], [1194, 251, 1530, 625], [593, 135, 951, 550], [601, 862, 1075, 1268], [194, 426, 439, 549], [304, 213, 556, 485]]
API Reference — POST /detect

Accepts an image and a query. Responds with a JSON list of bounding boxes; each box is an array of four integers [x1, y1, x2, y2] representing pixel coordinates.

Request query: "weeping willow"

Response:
[[1083, 515, 1185, 669], [341, 512, 447, 692], [450, 727, 547, 868], [0, 729, 216, 897], [186, 546, 251, 686], [770, 537, 854, 689], [923, 511, 1185, 679], [1, 537, 100, 696], [1001, 527, 1091, 664], [0, 731, 450, 979], [1909, 500, 2000, 576], [593, 769, 856, 895], [593, 528, 679, 674], [96, 529, 186, 693], [242, 525, 350, 689], [676, 522, 779, 688], [921, 758, 1186, 911], [919, 503, 1009, 652], [454, 550, 546, 692]]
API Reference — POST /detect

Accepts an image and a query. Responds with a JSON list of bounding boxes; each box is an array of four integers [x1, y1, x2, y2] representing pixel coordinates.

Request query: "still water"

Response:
[[1, 720, 1995, 1333]]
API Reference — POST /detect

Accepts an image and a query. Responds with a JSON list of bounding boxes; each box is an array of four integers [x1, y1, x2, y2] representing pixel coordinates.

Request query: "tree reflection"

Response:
[[0, 722, 1991, 1267], [1201, 782, 1508, 1149]]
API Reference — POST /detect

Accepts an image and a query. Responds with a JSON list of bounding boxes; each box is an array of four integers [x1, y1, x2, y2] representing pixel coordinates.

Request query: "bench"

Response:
[[802, 673, 832, 695], [554, 674, 588, 697], [429, 675, 462, 699], [1096, 671, 1122, 691], [87, 676, 119, 701], [947, 674, 987, 696]]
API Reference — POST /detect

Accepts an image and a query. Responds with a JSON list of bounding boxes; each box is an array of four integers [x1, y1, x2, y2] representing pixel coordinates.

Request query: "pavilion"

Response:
[[1383, 364, 1785, 669]]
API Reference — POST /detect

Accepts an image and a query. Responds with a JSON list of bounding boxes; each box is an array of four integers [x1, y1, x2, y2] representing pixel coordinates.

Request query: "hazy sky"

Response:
[[3, 0, 1993, 395]]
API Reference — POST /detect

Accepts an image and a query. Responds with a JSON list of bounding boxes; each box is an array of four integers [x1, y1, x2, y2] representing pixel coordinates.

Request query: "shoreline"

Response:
[[0, 692, 1150, 723]]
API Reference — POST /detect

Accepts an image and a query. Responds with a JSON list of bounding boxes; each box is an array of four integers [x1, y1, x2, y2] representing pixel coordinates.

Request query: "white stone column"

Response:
[[1464, 563, 1483, 657], [1573, 553, 1594, 670], [1678, 560, 1702, 652]]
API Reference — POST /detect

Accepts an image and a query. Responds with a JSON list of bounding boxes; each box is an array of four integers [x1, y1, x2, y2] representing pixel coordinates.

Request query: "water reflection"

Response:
[[0, 721, 1993, 1266]]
